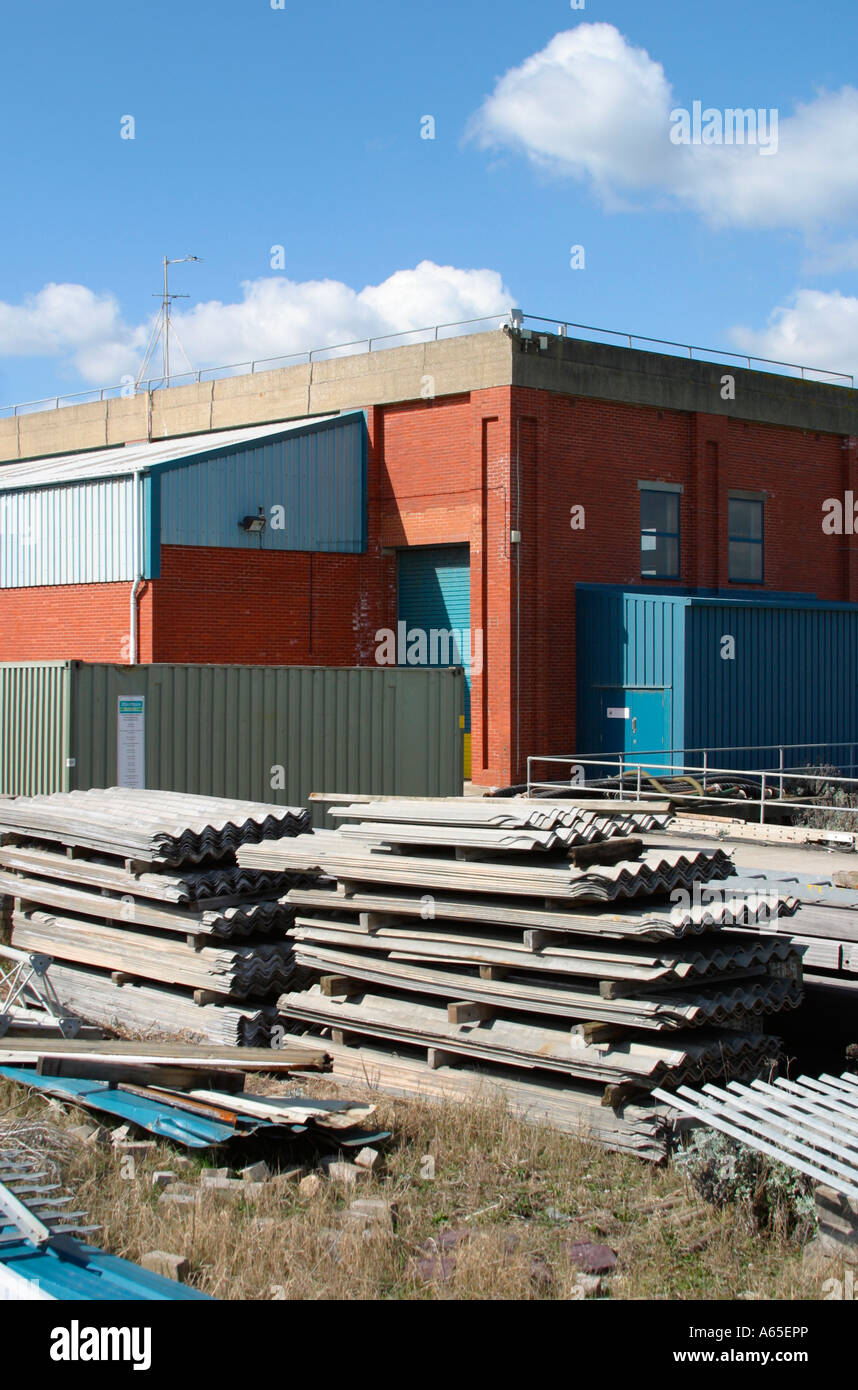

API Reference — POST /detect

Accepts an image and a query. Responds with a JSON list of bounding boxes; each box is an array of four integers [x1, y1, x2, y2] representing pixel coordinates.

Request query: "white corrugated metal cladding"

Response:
[[0, 414, 363, 587]]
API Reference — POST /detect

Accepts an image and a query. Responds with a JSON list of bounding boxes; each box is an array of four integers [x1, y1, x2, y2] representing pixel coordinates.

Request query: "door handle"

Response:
[[632, 717, 637, 735]]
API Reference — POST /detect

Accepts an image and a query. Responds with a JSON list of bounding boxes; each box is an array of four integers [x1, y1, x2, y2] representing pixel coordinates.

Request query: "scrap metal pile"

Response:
[[0, 1038, 387, 1301], [0, 1036, 383, 1150], [238, 797, 806, 1160], [0, 1132, 211, 1301], [0, 789, 312, 1046]]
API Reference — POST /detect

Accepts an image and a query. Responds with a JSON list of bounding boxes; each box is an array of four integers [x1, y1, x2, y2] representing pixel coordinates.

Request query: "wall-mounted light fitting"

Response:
[[239, 507, 267, 534]]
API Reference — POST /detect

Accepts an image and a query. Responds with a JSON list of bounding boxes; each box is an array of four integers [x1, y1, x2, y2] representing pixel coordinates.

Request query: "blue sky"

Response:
[[2, 0, 858, 406]]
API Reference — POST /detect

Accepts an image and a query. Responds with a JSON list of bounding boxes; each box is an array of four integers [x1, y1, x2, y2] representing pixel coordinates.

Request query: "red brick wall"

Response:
[[151, 546, 388, 665], [378, 393, 479, 548], [511, 387, 848, 775], [0, 581, 153, 663], [376, 389, 515, 787]]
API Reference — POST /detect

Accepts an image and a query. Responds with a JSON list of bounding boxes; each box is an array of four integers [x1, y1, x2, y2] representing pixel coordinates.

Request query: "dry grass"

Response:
[[0, 1073, 832, 1301]]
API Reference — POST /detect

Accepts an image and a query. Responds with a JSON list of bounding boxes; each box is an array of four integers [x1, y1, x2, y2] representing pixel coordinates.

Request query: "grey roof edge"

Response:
[[511, 332, 858, 436], [0, 411, 366, 493]]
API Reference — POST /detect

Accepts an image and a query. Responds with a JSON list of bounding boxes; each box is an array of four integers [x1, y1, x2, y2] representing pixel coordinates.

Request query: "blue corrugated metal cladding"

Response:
[[158, 412, 367, 554], [576, 585, 858, 772]]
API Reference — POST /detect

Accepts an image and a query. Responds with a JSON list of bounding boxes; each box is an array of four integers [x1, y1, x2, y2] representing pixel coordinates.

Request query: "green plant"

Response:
[[791, 763, 858, 832], [677, 1129, 816, 1239]]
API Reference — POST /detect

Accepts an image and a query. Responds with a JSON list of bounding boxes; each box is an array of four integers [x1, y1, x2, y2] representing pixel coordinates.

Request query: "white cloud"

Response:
[[173, 261, 512, 370], [731, 289, 858, 380], [470, 23, 858, 230], [469, 25, 674, 194], [0, 262, 513, 390], [0, 284, 145, 383]]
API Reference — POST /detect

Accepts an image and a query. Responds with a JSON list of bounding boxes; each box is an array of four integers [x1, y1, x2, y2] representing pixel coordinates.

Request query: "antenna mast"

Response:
[[136, 254, 202, 390]]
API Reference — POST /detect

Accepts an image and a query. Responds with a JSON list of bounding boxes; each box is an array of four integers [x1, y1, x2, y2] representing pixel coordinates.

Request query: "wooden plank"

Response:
[[0, 1037, 330, 1071], [447, 1000, 495, 1025], [36, 1060, 241, 1089], [320, 974, 360, 998], [289, 939, 800, 1031], [566, 837, 643, 867], [320, 1037, 671, 1159], [428, 1047, 461, 1070]]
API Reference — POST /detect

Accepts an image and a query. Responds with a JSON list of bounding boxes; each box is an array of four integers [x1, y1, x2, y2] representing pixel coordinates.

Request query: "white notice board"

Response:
[[117, 696, 146, 789]]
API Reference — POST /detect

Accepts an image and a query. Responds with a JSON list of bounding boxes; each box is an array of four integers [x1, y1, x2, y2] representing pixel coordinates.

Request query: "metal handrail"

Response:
[[530, 740, 858, 783], [2, 310, 853, 419], [525, 314, 854, 386], [526, 751, 858, 827]]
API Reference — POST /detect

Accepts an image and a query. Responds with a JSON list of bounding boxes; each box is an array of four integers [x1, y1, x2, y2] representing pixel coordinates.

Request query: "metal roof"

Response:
[[0, 415, 342, 492]]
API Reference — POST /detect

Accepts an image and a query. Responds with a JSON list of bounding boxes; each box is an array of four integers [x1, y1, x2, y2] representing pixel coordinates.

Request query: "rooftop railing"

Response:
[[1, 311, 853, 419]]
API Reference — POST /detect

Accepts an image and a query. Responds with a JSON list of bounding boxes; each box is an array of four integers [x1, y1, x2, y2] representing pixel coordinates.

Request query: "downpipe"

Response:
[[129, 574, 143, 665]]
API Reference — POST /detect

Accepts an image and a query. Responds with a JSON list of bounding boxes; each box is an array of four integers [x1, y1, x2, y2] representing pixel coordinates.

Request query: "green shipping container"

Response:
[[0, 663, 464, 821]]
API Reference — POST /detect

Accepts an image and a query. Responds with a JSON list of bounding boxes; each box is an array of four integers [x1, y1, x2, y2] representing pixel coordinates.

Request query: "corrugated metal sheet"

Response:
[[0, 418, 337, 489], [575, 587, 686, 754], [159, 414, 366, 552], [0, 663, 69, 796], [0, 414, 366, 587], [0, 476, 140, 586], [0, 1235, 213, 1301], [576, 585, 858, 771], [66, 663, 463, 820], [0, 662, 463, 811], [686, 598, 858, 768]]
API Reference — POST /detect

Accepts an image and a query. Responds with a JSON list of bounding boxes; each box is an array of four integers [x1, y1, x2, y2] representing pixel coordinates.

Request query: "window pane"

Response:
[[729, 539, 763, 583], [641, 535, 679, 578], [641, 490, 679, 533], [729, 498, 763, 540]]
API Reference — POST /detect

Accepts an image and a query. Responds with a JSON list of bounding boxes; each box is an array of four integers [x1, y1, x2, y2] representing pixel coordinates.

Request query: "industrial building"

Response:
[[2, 322, 858, 786]]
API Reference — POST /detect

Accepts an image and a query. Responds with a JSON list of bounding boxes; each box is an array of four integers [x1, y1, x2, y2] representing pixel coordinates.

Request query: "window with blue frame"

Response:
[[728, 495, 764, 583], [640, 488, 680, 579]]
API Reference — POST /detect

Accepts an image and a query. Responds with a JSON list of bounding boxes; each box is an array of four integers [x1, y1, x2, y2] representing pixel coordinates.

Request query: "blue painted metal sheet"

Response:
[[397, 545, 472, 730], [577, 584, 858, 773], [685, 598, 858, 770], [0, 1069, 392, 1151], [0, 477, 141, 587], [575, 587, 686, 758], [0, 1236, 212, 1301], [159, 413, 367, 553], [0, 415, 366, 588], [0, 1069, 250, 1148]]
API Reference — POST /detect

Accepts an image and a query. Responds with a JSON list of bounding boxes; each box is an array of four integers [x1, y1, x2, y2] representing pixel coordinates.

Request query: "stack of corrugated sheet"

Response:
[[724, 867, 858, 976], [712, 865, 858, 1066], [0, 789, 311, 1046], [237, 797, 805, 1157], [0, 788, 307, 864]]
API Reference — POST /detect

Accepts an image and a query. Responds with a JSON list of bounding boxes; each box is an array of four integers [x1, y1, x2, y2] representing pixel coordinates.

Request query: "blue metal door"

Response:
[[600, 688, 669, 769]]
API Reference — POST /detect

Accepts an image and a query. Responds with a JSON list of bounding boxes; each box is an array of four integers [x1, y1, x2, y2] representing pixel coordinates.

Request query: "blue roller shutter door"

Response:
[[397, 544, 472, 740]]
